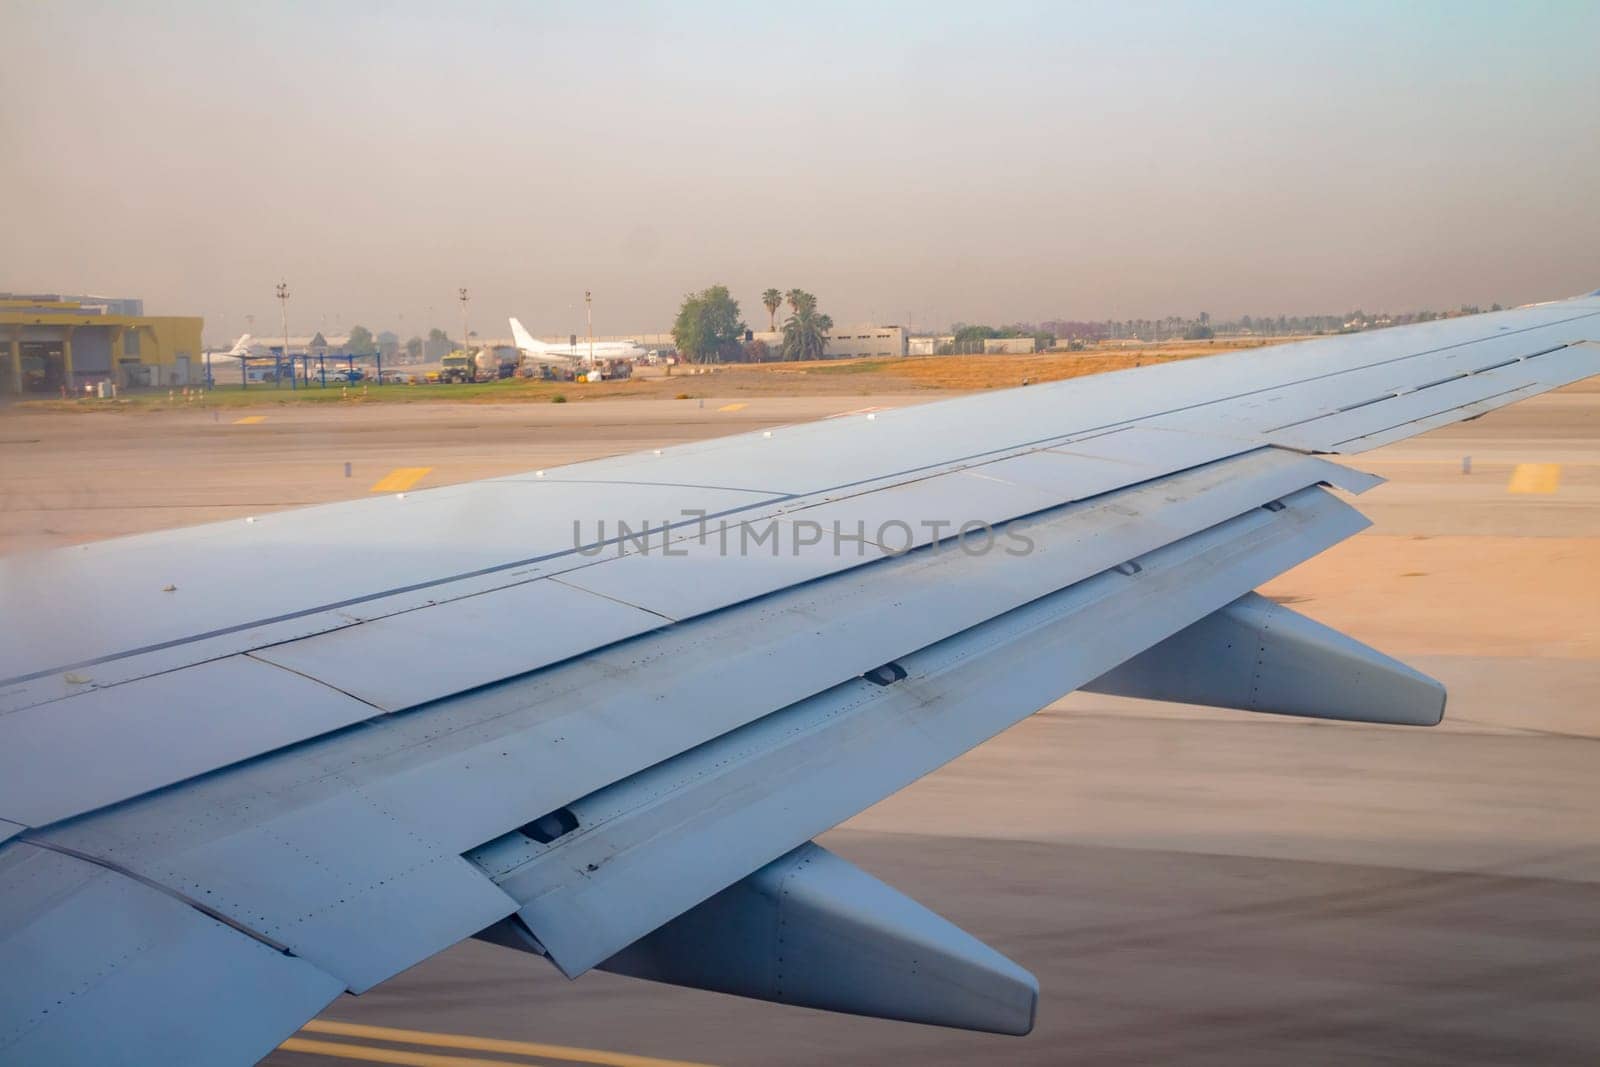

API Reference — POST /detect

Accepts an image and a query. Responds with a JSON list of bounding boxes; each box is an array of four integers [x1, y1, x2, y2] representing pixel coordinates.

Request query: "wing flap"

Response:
[[0, 842, 343, 1064], [469, 483, 1366, 976], [28, 786, 519, 994]]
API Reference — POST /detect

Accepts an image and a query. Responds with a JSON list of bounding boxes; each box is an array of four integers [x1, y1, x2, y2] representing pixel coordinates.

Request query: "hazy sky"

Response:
[[3, 1, 1597, 343]]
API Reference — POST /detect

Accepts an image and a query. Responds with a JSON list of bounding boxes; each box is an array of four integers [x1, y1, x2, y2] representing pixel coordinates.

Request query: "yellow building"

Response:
[[1, 293, 203, 395]]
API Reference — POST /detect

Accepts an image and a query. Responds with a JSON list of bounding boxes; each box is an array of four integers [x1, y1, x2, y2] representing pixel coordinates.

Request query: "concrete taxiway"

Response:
[[3, 384, 1596, 1065]]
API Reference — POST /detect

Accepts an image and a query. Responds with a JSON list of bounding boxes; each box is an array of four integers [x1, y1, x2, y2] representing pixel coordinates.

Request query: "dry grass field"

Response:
[[690, 338, 1295, 394]]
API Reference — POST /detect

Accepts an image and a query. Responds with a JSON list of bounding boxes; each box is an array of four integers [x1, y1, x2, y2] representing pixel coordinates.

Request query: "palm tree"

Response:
[[761, 288, 782, 332], [781, 301, 833, 362]]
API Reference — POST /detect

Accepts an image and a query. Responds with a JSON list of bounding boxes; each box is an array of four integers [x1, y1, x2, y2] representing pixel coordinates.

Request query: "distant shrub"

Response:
[[550, 393, 567, 404], [675, 392, 692, 400]]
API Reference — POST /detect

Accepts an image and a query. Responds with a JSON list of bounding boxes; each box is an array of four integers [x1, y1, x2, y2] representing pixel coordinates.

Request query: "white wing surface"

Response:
[[2, 292, 1597, 1061]]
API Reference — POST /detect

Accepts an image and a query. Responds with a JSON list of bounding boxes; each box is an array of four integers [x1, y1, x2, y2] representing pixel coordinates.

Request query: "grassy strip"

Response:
[[13, 377, 660, 412]]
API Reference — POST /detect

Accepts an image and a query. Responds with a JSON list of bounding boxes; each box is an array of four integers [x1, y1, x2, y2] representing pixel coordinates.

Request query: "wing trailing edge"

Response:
[[1084, 591, 1446, 726]]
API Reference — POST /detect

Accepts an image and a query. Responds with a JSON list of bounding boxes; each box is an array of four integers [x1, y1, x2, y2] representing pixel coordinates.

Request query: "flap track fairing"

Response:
[[599, 842, 1038, 1036], [1084, 591, 1445, 726]]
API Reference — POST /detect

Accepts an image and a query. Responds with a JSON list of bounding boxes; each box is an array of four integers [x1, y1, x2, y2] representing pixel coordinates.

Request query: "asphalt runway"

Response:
[[3, 385, 1597, 1065], [0, 395, 922, 553]]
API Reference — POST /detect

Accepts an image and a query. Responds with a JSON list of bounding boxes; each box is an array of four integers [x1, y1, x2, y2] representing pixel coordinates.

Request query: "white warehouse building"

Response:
[[826, 325, 907, 359], [748, 324, 907, 360]]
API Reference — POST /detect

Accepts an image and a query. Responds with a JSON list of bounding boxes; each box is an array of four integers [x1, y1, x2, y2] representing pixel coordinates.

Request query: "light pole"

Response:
[[585, 289, 593, 368], [458, 288, 469, 350], [276, 282, 290, 390]]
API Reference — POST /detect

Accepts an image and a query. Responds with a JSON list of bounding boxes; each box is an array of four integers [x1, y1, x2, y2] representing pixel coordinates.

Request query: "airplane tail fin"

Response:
[[509, 318, 543, 353], [229, 334, 252, 357]]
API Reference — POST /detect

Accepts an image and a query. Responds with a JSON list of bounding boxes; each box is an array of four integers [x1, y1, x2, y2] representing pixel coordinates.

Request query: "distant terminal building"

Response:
[[1, 293, 202, 394]]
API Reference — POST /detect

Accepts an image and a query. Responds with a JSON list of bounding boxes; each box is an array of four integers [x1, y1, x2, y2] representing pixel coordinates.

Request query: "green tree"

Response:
[[427, 327, 450, 343], [780, 292, 833, 361], [404, 336, 423, 361], [761, 288, 783, 332], [346, 325, 376, 356], [672, 284, 747, 363], [951, 324, 999, 354]]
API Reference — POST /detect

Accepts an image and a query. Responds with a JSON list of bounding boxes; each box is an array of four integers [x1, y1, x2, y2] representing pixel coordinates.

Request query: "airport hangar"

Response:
[[748, 324, 909, 358], [1, 293, 202, 395]]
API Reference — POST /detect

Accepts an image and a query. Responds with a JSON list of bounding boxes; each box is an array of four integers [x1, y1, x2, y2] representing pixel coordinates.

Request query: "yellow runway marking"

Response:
[[716, 402, 747, 412], [279, 1037, 544, 1066], [295, 1020, 717, 1067], [369, 467, 433, 493], [232, 415, 267, 425], [1507, 463, 1561, 494]]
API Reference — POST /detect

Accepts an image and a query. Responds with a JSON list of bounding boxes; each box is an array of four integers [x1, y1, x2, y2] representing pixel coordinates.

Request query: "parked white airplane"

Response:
[[214, 334, 252, 358], [203, 335, 255, 367], [510, 317, 645, 364]]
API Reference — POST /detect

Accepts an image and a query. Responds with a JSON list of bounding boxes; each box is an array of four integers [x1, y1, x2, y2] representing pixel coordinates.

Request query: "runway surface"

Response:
[[3, 384, 1596, 1065]]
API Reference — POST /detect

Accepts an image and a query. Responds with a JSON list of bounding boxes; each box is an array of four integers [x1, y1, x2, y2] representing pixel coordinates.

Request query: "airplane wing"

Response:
[[3, 292, 1598, 1061]]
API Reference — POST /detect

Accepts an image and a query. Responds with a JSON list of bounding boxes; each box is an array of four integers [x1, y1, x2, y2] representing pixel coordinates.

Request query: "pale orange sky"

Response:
[[2, 1, 1596, 343]]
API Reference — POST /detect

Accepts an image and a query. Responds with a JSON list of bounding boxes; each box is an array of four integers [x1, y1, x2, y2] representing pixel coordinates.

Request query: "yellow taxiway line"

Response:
[[293, 1020, 717, 1067], [1507, 462, 1561, 494], [279, 1037, 547, 1066], [369, 467, 433, 493], [716, 402, 748, 413], [233, 415, 267, 425]]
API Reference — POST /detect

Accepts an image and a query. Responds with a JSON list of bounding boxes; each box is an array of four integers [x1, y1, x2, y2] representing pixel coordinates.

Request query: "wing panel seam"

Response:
[[18, 837, 297, 957]]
